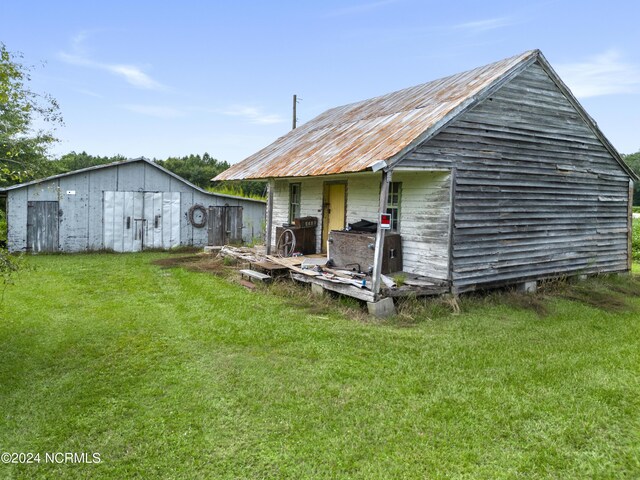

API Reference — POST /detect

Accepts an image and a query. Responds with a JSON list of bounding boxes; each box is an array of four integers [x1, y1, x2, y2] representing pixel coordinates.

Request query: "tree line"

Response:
[[622, 152, 640, 205]]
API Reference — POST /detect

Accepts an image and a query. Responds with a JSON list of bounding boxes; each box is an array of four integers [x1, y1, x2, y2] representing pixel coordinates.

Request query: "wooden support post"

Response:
[[265, 179, 275, 255], [628, 179, 634, 272], [446, 168, 456, 285], [371, 170, 391, 298]]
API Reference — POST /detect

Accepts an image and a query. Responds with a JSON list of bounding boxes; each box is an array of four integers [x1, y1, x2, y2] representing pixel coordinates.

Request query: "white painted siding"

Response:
[[7, 189, 28, 252], [27, 180, 58, 201], [345, 173, 379, 226], [395, 171, 451, 279], [270, 180, 289, 246], [270, 178, 324, 249], [269, 171, 452, 278]]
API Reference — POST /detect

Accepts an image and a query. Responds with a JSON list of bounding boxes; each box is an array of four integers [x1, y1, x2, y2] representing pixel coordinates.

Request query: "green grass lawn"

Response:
[[1, 254, 639, 479]]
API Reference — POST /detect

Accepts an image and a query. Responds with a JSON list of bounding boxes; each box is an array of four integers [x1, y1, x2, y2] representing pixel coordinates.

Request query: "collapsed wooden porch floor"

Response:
[[218, 246, 450, 301]]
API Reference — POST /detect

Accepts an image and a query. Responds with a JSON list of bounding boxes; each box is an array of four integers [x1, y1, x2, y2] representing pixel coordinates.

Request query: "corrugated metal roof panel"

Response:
[[216, 50, 538, 180]]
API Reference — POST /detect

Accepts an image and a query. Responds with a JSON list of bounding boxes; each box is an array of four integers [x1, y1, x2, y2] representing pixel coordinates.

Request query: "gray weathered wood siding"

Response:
[[5, 161, 265, 253], [399, 61, 631, 291]]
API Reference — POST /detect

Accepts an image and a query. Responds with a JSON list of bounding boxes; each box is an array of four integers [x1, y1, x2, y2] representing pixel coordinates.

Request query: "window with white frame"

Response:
[[386, 182, 401, 231], [289, 183, 301, 224]]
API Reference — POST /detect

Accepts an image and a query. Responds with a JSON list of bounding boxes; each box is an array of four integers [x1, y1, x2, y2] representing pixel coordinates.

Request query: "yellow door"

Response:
[[322, 183, 346, 252]]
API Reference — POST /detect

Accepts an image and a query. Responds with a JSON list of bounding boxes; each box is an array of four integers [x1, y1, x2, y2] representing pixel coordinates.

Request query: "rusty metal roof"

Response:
[[215, 50, 539, 180]]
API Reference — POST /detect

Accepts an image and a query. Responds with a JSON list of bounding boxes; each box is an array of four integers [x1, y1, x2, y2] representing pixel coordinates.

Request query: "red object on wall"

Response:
[[380, 213, 391, 229]]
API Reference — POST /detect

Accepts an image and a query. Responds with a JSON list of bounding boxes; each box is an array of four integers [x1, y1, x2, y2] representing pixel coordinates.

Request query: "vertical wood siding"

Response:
[[87, 168, 117, 249], [6, 189, 28, 251], [59, 174, 90, 252], [5, 161, 265, 252], [399, 61, 630, 291]]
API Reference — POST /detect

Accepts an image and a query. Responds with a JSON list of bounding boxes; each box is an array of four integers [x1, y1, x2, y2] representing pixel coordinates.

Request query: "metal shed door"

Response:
[[103, 191, 180, 252], [143, 192, 181, 250], [208, 206, 243, 245], [27, 201, 59, 253], [104, 191, 144, 252]]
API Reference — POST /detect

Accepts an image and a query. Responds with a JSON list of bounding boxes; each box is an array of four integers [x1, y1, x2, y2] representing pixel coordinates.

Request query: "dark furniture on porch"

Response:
[[328, 230, 402, 274], [275, 216, 318, 255]]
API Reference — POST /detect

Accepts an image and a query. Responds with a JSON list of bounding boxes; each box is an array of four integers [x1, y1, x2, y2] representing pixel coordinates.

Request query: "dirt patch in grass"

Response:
[[559, 285, 629, 312], [153, 255, 203, 267], [500, 290, 551, 317], [505, 274, 640, 316], [554, 275, 640, 313], [395, 274, 640, 322], [152, 255, 231, 276]]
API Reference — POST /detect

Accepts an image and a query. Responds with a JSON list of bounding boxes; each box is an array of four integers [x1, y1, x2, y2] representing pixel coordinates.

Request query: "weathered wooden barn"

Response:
[[216, 50, 637, 299], [1, 157, 265, 253]]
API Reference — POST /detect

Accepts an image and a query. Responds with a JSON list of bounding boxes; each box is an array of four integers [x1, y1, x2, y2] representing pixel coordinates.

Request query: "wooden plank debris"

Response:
[[290, 273, 376, 302], [250, 261, 289, 274], [380, 274, 397, 289], [217, 245, 449, 299], [239, 269, 272, 283], [239, 279, 257, 290], [220, 245, 261, 262]]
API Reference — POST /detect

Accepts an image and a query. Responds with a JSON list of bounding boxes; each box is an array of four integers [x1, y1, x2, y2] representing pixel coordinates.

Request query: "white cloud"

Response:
[[221, 105, 285, 125], [106, 64, 164, 90], [555, 50, 640, 98], [58, 32, 166, 91], [122, 104, 185, 119], [453, 17, 515, 33]]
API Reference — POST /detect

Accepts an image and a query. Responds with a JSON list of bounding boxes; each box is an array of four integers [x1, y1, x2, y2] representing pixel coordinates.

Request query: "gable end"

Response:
[[398, 59, 633, 291]]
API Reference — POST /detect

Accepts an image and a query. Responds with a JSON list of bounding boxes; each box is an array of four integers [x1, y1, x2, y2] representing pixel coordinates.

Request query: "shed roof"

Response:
[[0, 157, 265, 203], [215, 50, 637, 182]]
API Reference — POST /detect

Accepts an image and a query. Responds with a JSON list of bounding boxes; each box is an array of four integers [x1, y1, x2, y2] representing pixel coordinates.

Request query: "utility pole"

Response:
[[292, 94, 297, 130]]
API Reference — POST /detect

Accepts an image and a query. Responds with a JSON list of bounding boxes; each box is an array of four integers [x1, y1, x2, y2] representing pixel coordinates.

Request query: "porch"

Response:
[[218, 246, 451, 303], [261, 169, 453, 302]]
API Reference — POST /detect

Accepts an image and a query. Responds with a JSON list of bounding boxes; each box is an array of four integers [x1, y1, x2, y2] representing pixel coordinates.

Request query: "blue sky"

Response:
[[4, 0, 640, 163]]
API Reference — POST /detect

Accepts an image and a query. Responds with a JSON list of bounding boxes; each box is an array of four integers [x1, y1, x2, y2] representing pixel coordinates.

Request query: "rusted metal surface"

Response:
[[216, 51, 537, 181]]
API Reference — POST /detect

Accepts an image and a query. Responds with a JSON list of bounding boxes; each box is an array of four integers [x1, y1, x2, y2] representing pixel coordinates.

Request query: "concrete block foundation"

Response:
[[367, 297, 396, 318], [311, 283, 326, 297], [516, 281, 537, 294]]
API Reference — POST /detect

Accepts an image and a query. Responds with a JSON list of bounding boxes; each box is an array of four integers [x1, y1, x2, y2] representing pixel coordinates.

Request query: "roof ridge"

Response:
[[319, 50, 538, 118], [214, 50, 543, 180]]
